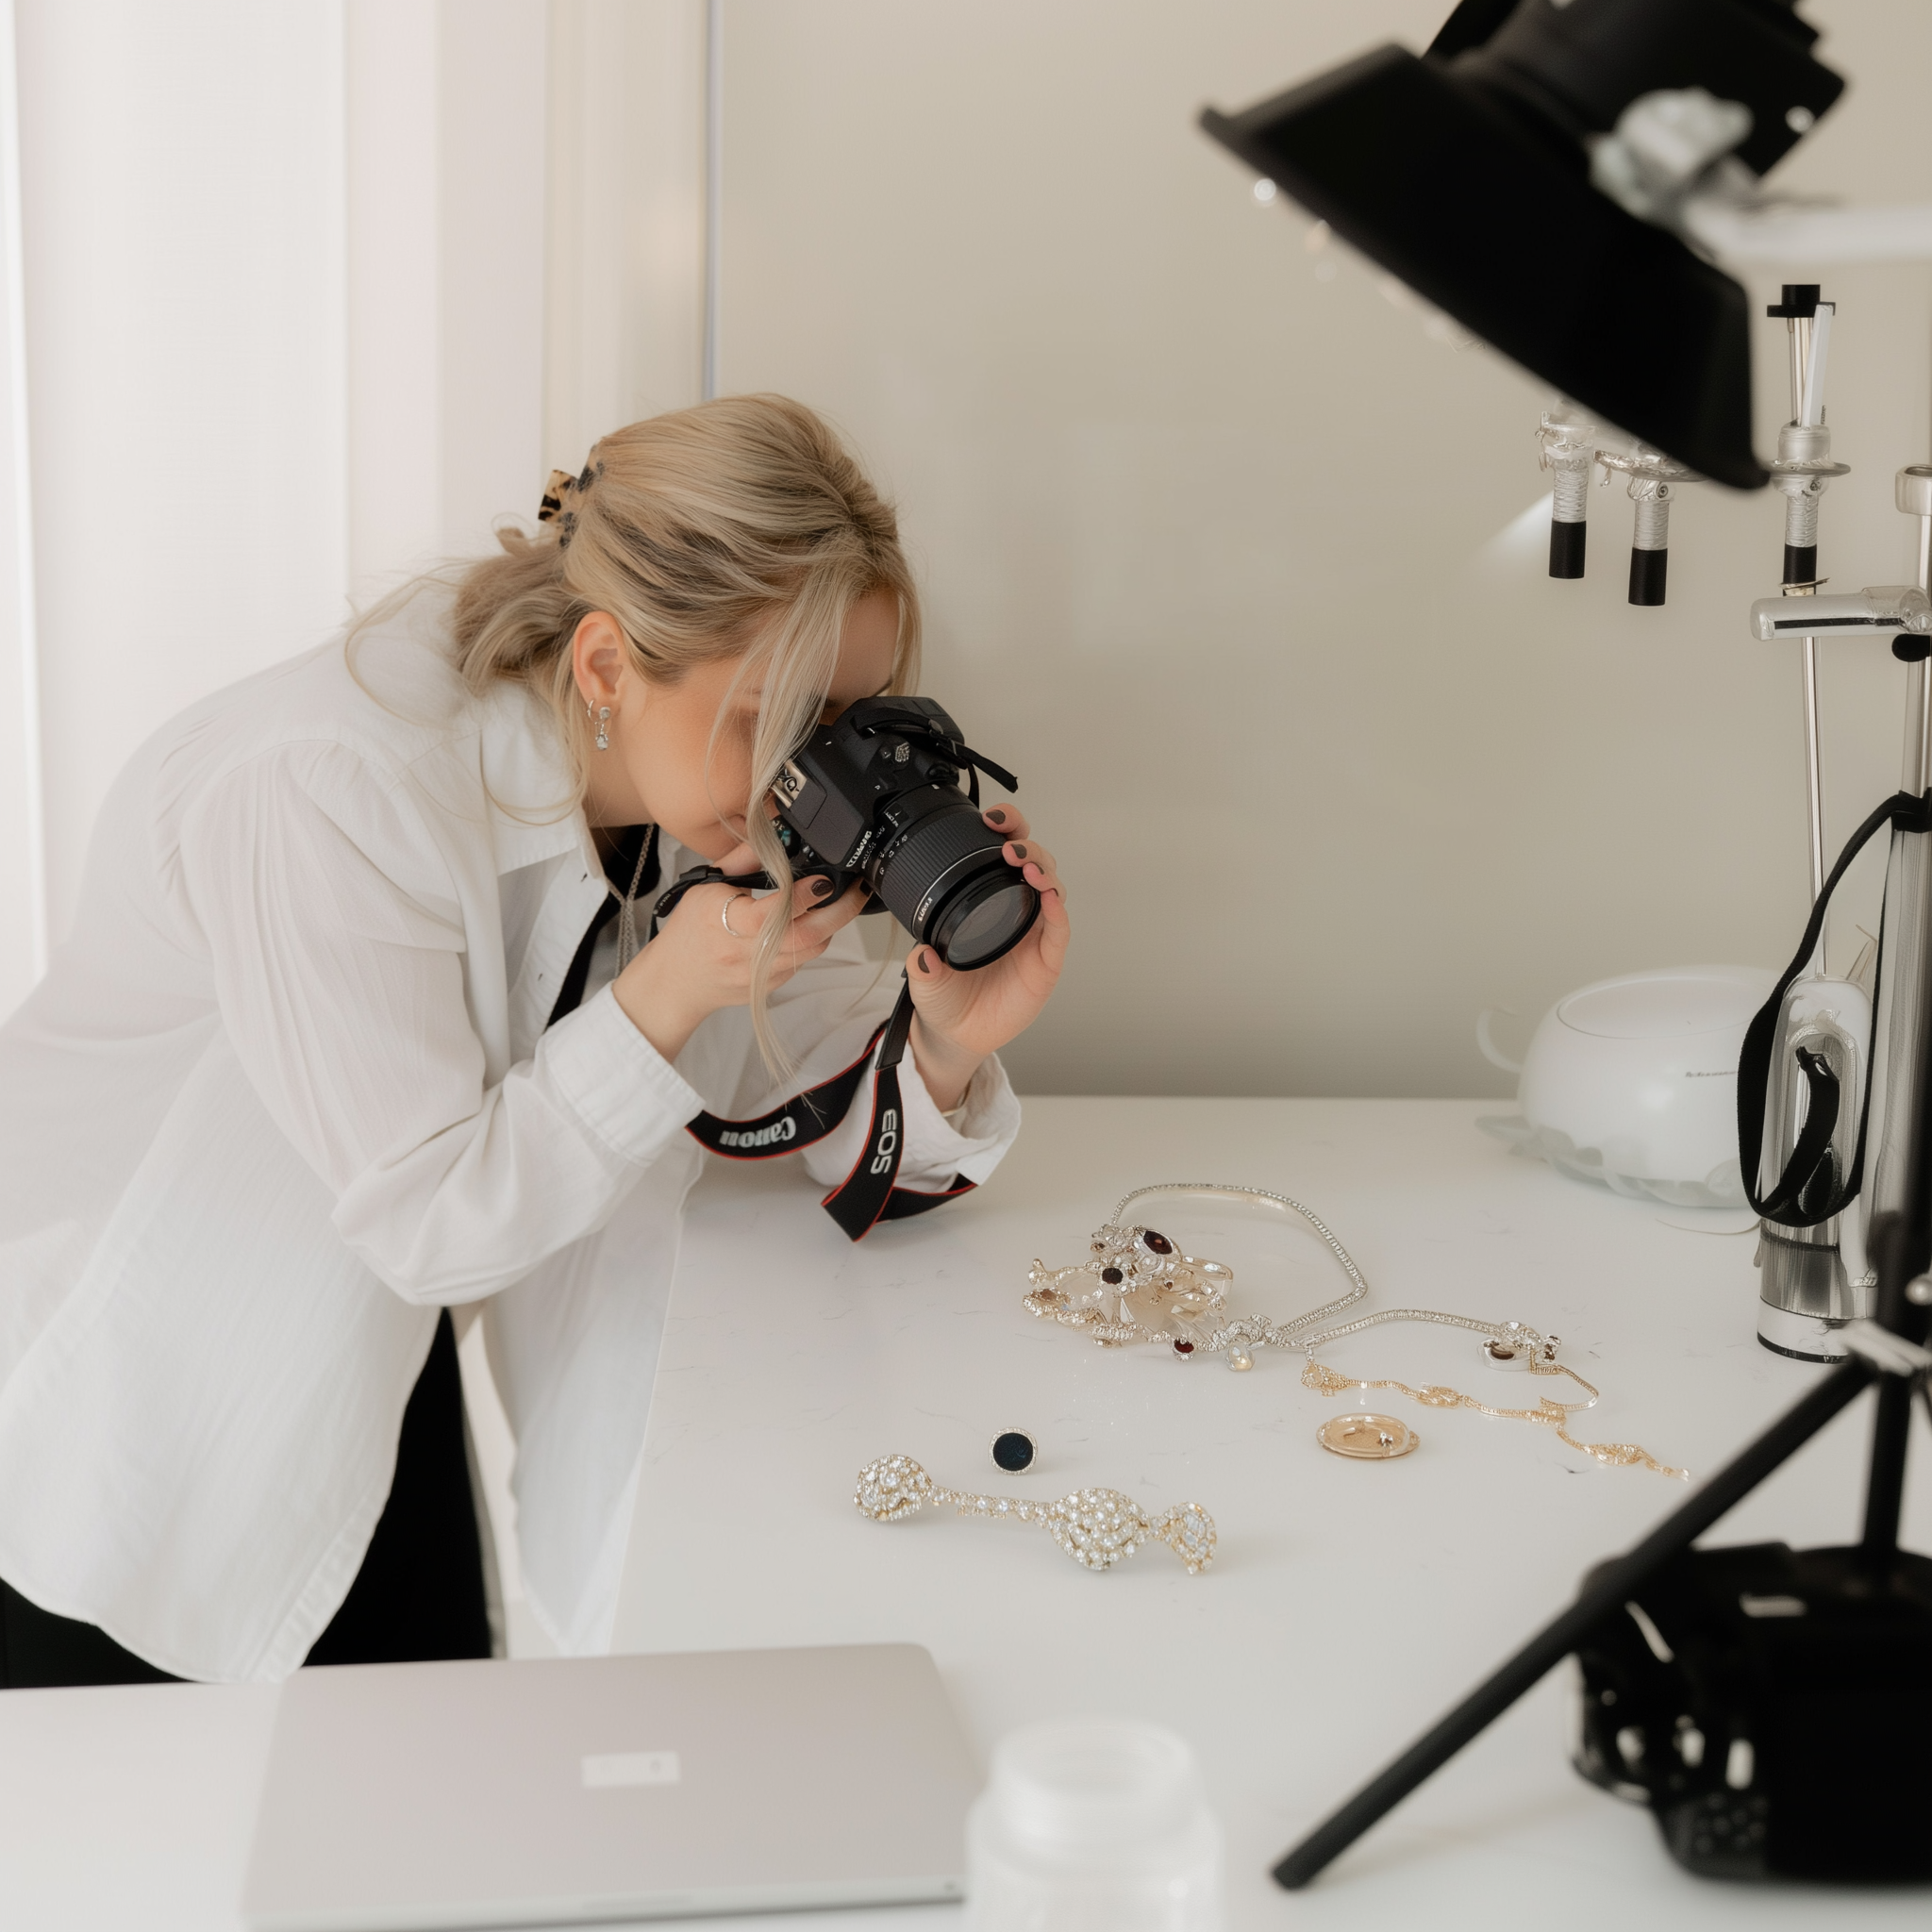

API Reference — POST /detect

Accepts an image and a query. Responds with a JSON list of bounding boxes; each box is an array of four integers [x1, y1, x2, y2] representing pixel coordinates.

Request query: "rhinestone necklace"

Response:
[[1024, 1182, 1688, 1476]]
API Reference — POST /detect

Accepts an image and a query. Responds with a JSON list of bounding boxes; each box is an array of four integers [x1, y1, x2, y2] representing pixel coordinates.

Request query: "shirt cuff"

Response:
[[890, 1049, 1022, 1190], [536, 983, 706, 1164]]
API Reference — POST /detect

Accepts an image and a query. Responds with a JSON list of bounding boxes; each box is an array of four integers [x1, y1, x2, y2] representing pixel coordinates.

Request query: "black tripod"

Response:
[[1274, 1103, 1932, 1888]]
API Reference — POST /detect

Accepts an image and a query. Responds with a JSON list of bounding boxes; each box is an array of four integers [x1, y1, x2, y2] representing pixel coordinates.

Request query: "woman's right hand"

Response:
[[610, 843, 867, 1064]]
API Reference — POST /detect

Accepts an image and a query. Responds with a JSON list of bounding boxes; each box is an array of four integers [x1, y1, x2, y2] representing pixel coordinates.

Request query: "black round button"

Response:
[[991, 1430, 1037, 1474]]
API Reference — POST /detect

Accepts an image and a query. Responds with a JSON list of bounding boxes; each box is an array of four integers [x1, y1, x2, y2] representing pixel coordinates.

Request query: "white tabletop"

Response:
[[7, 1097, 1927, 1930]]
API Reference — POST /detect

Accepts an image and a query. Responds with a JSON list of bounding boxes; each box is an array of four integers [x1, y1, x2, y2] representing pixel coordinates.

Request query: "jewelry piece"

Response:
[[1026, 1183, 1688, 1478], [1300, 1357, 1689, 1479], [614, 824, 658, 974], [1035, 1182, 1367, 1367], [1480, 1331, 1547, 1371], [1319, 1413, 1418, 1459], [991, 1429, 1037, 1474], [1026, 1183, 1367, 1366], [721, 891, 755, 941], [594, 704, 611, 751], [855, 1456, 1215, 1574]]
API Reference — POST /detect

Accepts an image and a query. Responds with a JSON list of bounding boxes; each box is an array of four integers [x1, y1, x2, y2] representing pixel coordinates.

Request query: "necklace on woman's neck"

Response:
[[598, 824, 658, 973]]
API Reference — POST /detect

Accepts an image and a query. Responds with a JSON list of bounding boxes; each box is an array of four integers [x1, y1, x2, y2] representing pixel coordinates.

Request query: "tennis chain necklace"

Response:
[[1024, 1183, 1687, 1478]]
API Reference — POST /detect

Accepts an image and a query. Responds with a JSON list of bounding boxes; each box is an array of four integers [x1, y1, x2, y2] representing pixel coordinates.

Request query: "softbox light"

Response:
[[1201, 0, 1846, 490]]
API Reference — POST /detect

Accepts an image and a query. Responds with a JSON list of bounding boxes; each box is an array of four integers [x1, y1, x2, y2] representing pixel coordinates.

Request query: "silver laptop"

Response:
[[241, 1643, 978, 1930]]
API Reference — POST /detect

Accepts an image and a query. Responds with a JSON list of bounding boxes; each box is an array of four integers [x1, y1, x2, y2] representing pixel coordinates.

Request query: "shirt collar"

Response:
[[474, 676, 602, 879]]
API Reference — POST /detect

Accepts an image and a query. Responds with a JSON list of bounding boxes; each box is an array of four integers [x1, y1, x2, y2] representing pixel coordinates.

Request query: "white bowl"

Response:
[[1484, 964, 1775, 1208]]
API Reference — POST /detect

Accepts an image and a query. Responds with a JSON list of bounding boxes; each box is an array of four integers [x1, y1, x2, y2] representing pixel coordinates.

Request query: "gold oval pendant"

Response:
[[1318, 1412, 1418, 1460]]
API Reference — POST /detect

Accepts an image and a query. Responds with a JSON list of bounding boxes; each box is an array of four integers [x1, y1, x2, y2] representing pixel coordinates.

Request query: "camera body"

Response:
[[773, 695, 1038, 972], [1574, 1541, 1932, 1881]]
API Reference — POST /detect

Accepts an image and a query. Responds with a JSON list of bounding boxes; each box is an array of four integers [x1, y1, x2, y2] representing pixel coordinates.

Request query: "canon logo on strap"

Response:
[[718, 1118, 798, 1150]]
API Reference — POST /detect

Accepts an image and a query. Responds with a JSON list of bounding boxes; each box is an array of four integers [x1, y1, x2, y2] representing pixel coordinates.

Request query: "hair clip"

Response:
[[537, 467, 576, 524], [855, 1455, 1216, 1574]]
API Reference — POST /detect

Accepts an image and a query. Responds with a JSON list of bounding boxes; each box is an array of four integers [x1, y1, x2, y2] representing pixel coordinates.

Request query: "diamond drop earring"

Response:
[[593, 704, 610, 751]]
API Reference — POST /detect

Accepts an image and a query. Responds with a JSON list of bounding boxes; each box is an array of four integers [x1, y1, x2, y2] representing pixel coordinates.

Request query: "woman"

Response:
[[0, 395, 1067, 1686]]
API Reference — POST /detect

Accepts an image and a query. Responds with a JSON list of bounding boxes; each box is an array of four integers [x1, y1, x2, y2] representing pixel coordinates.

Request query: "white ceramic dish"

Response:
[[1480, 964, 1776, 1208]]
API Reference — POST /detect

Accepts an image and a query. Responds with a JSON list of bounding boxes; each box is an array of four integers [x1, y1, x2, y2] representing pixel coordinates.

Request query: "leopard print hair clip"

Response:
[[537, 459, 603, 546]]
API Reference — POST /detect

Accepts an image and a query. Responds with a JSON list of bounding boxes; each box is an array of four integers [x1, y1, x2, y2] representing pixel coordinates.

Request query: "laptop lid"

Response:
[[241, 1643, 977, 1930]]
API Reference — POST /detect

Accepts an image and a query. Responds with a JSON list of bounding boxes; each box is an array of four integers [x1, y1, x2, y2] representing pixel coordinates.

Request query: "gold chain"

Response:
[[1301, 1357, 1690, 1480]]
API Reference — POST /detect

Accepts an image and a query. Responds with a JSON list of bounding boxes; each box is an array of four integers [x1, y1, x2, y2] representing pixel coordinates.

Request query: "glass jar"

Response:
[[966, 1718, 1224, 1930]]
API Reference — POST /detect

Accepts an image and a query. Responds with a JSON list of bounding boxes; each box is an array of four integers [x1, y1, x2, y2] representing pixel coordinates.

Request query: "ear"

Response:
[[571, 611, 630, 709]]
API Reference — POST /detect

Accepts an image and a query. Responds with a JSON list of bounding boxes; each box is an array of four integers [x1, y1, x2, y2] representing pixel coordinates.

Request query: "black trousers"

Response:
[[0, 1309, 491, 1688]]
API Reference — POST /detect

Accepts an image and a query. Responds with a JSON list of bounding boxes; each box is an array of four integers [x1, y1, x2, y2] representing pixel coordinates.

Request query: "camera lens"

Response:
[[933, 870, 1039, 970], [871, 789, 1040, 970]]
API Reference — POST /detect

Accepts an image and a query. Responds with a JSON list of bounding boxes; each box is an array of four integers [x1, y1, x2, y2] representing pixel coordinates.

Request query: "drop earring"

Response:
[[595, 706, 610, 751]]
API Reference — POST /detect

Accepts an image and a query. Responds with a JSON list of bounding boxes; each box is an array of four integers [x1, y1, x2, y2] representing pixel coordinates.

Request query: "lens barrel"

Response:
[[872, 787, 1039, 970]]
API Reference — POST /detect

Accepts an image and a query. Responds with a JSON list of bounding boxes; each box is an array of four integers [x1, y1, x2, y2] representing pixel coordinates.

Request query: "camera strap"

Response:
[[683, 979, 975, 1241], [645, 863, 974, 1237], [1739, 787, 1932, 1225]]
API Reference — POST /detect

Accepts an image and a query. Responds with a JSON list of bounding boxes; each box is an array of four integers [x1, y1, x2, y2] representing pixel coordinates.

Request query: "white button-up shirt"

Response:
[[0, 590, 1020, 1681]]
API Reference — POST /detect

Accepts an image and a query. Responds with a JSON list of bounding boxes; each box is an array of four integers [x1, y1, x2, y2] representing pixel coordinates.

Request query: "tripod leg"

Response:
[[1861, 1374, 1916, 1558], [1273, 1358, 1873, 1890]]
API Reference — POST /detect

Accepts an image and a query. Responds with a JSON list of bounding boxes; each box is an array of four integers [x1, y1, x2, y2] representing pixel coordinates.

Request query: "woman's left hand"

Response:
[[905, 806, 1070, 1111]]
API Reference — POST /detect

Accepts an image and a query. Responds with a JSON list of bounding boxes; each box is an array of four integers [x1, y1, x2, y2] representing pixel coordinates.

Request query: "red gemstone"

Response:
[[1144, 1230, 1174, 1255], [1101, 1266, 1124, 1285], [1172, 1339, 1194, 1357]]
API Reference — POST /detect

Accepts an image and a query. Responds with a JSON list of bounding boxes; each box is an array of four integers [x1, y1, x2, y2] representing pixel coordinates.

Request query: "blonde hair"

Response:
[[447, 394, 920, 1066]]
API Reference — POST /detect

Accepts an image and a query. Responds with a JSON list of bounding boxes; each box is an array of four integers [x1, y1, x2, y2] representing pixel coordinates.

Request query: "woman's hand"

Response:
[[906, 806, 1070, 1112], [612, 843, 866, 1064]]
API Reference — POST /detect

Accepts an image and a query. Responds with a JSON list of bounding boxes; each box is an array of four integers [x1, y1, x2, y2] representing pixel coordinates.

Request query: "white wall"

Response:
[[15, 0, 348, 952], [0, 0, 551, 984], [19, 1, 1924, 1093], [544, 0, 707, 471], [342, 0, 552, 599], [0, 0, 38, 1020], [708, 0, 1932, 1098]]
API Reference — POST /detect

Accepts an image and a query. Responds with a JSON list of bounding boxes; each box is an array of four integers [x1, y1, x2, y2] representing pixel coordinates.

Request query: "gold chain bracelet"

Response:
[[1301, 1357, 1690, 1479]]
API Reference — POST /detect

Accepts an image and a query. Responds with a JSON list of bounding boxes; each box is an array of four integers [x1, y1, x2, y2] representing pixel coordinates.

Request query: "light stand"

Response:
[[1195, 0, 1932, 1886], [1274, 614, 1932, 1880]]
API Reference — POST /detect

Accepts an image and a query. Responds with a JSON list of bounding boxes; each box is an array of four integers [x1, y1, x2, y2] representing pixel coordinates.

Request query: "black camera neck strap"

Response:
[[683, 978, 975, 1241], [649, 862, 771, 934], [1739, 787, 1932, 1226], [557, 860, 971, 1240]]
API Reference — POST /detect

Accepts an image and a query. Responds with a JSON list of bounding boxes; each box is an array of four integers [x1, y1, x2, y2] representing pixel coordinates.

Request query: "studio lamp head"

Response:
[[1201, 0, 1846, 491]]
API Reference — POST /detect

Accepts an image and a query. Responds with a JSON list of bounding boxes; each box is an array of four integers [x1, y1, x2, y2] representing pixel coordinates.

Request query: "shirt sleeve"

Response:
[[177, 741, 703, 1305], [801, 1039, 1020, 1195], [714, 914, 1023, 1197]]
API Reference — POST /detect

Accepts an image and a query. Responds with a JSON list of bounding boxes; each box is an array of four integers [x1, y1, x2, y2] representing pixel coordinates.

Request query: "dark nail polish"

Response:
[[1009, 841, 1027, 860], [986, 808, 1007, 824], [915, 949, 933, 974], [810, 876, 834, 898]]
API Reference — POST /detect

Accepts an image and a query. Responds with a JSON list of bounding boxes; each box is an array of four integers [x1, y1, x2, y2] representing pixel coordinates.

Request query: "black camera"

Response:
[[771, 695, 1038, 971], [1575, 1540, 1932, 1882]]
